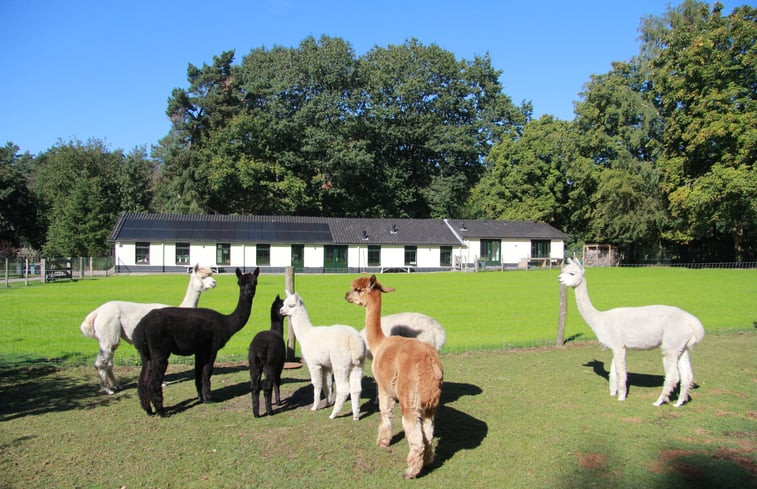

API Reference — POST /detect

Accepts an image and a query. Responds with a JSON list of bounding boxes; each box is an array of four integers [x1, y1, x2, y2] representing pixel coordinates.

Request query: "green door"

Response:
[[324, 245, 348, 272]]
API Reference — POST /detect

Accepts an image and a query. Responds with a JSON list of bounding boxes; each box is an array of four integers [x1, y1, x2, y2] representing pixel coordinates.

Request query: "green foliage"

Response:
[[155, 36, 527, 218], [644, 1, 757, 258], [0, 143, 41, 248]]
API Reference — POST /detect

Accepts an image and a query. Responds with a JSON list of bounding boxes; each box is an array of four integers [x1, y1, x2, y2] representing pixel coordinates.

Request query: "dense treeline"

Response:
[[1, 1, 754, 262]]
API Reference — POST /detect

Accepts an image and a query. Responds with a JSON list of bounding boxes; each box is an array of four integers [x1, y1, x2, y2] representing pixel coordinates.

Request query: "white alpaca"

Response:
[[80, 264, 217, 394], [279, 290, 366, 420], [360, 313, 446, 359], [558, 258, 705, 407]]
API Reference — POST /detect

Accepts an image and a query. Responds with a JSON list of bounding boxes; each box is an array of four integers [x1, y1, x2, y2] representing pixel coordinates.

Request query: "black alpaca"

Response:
[[248, 294, 286, 417], [133, 267, 259, 415]]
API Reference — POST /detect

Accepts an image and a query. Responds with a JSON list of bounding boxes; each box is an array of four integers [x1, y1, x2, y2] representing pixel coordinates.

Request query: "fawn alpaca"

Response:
[[345, 275, 443, 479]]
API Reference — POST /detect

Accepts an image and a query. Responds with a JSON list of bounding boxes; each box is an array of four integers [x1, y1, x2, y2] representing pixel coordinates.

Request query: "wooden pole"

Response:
[[556, 283, 567, 347], [284, 266, 297, 361]]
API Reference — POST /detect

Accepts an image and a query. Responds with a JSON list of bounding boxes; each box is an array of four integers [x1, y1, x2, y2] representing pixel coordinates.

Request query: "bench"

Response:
[[46, 268, 72, 281], [379, 266, 414, 273]]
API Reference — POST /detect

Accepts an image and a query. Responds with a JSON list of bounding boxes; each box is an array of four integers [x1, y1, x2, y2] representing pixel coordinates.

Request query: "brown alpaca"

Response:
[[345, 275, 443, 479]]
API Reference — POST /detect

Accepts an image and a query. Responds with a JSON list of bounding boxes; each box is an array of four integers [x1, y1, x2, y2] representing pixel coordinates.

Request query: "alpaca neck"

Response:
[[270, 316, 284, 336], [364, 292, 385, 352], [573, 278, 606, 335], [226, 293, 253, 336], [178, 280, 202, 308], [289, 306, 312, 338]]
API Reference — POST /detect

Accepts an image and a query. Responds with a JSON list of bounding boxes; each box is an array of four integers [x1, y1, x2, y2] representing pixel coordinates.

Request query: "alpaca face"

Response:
[[557, 258, 584, 288], [189, 264, 217, 291], [344, 275, 395, 307], [279, 291, 301, 317], [237, 267, 260, 300]]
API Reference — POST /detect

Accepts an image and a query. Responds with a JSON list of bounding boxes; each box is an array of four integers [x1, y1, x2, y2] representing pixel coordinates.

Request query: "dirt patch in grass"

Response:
[[578, 453, 608, 469]]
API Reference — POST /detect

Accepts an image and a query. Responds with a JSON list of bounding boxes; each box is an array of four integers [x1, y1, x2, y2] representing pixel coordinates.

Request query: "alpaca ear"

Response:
[[236, 267, 242, 278], [379, 285, 395, 293], [252, 267, 260, 277], [193, 263, 199, 272], [284, 290, 293, 298]]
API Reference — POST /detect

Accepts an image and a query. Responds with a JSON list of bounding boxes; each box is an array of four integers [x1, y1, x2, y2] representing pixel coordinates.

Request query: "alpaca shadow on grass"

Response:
[[0, 356, 131, 421], [582, 359, 700, 398], [357, 378, 487, 477]]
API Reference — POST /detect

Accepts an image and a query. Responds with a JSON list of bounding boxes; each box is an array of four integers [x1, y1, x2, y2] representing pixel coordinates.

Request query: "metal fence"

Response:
[[1, 257, 115, 284]]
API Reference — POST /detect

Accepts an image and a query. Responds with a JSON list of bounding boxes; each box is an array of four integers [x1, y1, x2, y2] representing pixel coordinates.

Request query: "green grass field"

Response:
[[1, 267, 755, 366], [1, 268, 755, 488]]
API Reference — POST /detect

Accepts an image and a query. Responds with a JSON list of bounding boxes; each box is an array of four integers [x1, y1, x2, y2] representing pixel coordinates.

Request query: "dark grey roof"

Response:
[[109, 214, 332, 244], [109, 213, 568, 245], [328, 218, 461, 246], [445, 219, 569, 240]]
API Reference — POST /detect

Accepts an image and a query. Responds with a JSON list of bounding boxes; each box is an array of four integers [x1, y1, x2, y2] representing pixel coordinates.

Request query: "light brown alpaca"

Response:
[[345, 275, 443, 479]]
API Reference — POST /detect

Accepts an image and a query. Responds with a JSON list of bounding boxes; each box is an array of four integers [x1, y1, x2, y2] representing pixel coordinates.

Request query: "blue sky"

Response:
[[0, 1, 738, 156]]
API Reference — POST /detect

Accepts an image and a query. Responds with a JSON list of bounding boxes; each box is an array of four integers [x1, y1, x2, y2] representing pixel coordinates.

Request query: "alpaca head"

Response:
[[279, 290, 303, 318], [270, 294, 284, 322], [190, 263, 217, 291], [557, 257, 585, 288], [344, 274, 395, 308], [237, 267, 260, 301]]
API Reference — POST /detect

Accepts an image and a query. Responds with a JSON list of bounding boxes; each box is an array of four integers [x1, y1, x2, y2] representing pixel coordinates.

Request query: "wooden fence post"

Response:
[[284, 266, 297, 361], [556, 283, 567, 347]]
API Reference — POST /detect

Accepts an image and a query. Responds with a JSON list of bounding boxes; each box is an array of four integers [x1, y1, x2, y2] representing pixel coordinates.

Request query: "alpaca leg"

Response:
[[273, 369, 282, 406], [421, 414, 436, 468], [654, 351, 681, 406], [95, 347, 117, 395], [376, 391, 395, 448], [608, 357, 617, 397], [196, 352, 216, 402], [328, 370, 351, 419], [348, 365, 363, 420], [308, 365, 324, 411], [612, 348, 628, 401], [324, 369, 335, 405], [674, 350, 694, 407], [262, 375, 274, 416], [137, 356, 153, 415], [402, 413, 426, 479], [250, 366, 262, 417], [148, 356, 169, 415]]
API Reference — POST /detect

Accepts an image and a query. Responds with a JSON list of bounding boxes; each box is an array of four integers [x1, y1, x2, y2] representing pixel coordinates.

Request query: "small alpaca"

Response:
[[248, 294, 286, 417], [558, 258, 705, 407], [360, 312, 446, 359], [133, 267, 259, 415], [345, 275, 443, 479], [279, 290, 365, 420], [79, 264, 217, 394]]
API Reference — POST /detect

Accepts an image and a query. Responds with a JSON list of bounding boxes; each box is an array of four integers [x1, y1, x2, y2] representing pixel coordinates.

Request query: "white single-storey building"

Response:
[[108, 213, 569, 273]]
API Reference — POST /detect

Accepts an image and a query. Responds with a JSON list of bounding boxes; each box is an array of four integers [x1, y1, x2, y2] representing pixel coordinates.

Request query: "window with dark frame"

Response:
[[176, 243, 190, 265], [256, 244, 270, 266], [368, 245, 381, 266], [404, 246, 417, 266], [531, 240, 551, 259], [216, 243, 231, 265], [440, 246, 452, 267], [136, 242, 150, 264]]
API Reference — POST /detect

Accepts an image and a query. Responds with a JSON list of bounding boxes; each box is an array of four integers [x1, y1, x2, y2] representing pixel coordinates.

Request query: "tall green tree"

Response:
[[466, 116, 582, 232], [573, 60, 668, 260], [33, 139, 124, 256], [0, 143, 42, 248], [642, 1, 756, 260]]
